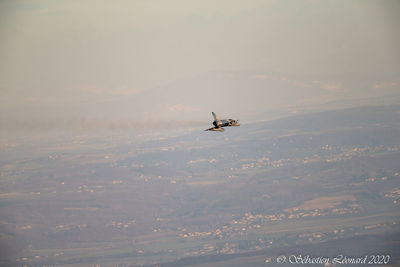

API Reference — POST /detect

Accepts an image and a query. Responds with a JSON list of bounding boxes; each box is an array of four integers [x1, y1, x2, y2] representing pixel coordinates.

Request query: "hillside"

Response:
[[0, 105, 399, 266]]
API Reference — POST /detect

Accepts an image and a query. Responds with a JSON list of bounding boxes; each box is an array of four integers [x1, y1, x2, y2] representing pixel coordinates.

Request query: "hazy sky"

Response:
[[0, 0, 399, 124]]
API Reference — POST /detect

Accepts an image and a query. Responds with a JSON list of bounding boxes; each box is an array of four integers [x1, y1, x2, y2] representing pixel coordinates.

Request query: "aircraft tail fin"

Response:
[[212, 112, 218, 121]]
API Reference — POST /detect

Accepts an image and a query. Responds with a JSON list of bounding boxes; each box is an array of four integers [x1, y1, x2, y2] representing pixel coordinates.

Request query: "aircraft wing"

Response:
[[205, 127, 225, 132]]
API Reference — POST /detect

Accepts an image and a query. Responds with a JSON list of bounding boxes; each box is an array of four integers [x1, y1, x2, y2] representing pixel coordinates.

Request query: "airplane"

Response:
[[205, 112, 240, 132]]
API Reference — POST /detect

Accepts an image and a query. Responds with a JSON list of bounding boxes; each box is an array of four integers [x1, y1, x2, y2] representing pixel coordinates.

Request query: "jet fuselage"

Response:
[[206, 112, 240, 132]]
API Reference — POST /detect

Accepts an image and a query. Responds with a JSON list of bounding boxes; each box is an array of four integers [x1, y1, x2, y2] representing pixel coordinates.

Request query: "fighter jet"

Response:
[[205, 112, 240, 132]]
